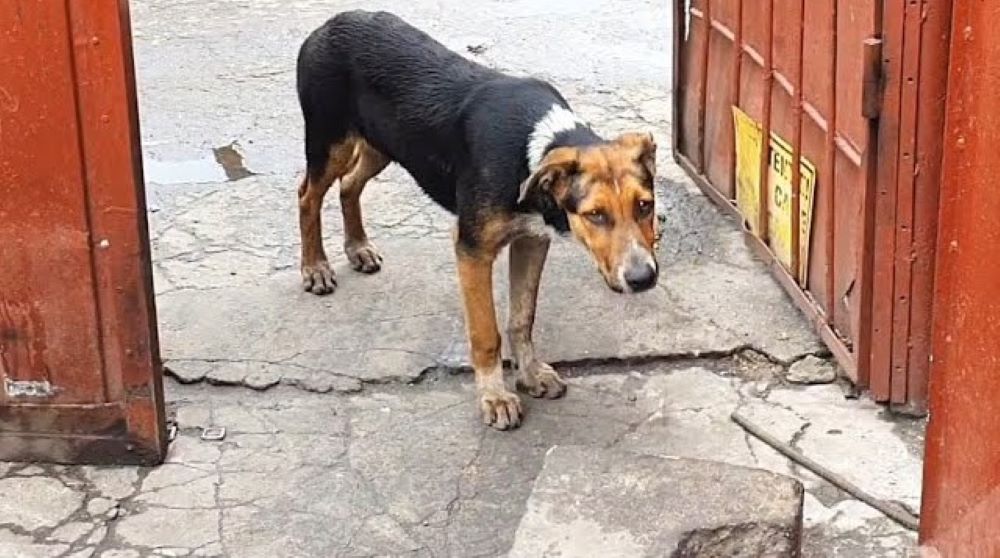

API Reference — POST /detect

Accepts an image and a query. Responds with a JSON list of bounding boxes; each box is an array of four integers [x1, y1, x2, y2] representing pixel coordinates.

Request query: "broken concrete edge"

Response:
[[552, 344, 830, 370], [162, 343, 835, 395], [672, 521, 801, 558], [513, 445, 806, 557], [162, 359, 365, 393]]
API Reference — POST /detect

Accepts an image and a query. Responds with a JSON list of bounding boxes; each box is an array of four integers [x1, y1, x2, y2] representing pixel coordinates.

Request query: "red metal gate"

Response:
[[869, 0, 950, 413], [920, 1, 1000, 552], [673, 0, 950, 410], [0, 0, 165, 464]]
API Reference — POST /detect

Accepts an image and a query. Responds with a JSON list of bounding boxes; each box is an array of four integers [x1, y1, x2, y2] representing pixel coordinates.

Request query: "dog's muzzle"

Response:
[[612, 242, 658, 294]]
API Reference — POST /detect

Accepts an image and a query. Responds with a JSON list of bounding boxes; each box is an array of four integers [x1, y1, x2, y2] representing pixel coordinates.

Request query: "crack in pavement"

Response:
[[790, 421, 813, 452], [5, 353, 905, 557], [164, 344, 832, 397], [214, 442, 230, 558]]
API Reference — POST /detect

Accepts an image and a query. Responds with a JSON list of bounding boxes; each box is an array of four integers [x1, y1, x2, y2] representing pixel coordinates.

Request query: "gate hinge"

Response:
[[862, 37, 884, 119]]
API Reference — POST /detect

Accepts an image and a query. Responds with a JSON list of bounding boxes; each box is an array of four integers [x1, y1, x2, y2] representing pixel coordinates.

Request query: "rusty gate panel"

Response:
[[0, 0, 109, 405], [920, 1, 1000, 551], [887, 0, 921, 406], [832, 0, 879, 367], [735, 0, 768, 167], [673, 0, 880, 382], [904, 3, 949, 413], [703, 0, 739, 200], [0, 0, 165, 464], [672, 0, 948, 410], [800, 0, 835, 318], [869, 0, 951, 411], [870, 0, 905, 403], [677, 0, 709, 170]]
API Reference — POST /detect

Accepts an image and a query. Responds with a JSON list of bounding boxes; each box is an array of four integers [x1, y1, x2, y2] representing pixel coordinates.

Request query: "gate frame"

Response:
[[919, 0, 1000, 551], [670, 0, 950, 412], [0, 0, 166, 465]]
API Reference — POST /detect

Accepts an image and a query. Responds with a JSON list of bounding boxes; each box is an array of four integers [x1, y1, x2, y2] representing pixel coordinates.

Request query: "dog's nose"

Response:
[[623, 264, 657, 292]]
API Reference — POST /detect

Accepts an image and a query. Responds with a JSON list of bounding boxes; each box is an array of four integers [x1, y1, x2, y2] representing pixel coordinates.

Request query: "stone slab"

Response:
[[509, 445, 804, 557]]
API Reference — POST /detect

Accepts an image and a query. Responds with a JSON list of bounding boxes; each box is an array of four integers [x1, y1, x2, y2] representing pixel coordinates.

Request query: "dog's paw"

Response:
[[301, 261, 337, 295], [516, 361, 567, 399], [479, 387, 523, 430], [346, 240, 383, 274]]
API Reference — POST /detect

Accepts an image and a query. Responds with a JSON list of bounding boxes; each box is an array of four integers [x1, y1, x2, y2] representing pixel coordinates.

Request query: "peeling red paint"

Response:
[[921, 1, 1000, 551], [0, 299, 49, 392], [0, 0, 165, 464]]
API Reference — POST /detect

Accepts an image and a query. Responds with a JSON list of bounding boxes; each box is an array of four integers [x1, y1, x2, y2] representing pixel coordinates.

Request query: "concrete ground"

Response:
[[1, 0, 925, 556]]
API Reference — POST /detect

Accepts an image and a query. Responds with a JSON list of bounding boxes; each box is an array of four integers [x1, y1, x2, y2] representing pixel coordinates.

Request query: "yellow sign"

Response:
[[732, 106, 817, 283], [733, 107, 764, 236]]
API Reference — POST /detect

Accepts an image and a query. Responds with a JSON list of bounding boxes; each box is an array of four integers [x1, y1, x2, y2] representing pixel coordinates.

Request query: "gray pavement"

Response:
[[1, 0, 924, 556], [1, 364, 922, 557], [509, 446, 804, 557]]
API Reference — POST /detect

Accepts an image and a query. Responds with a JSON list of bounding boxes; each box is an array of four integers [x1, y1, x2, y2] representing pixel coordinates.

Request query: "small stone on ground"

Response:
[[787, 356, 839, 385]]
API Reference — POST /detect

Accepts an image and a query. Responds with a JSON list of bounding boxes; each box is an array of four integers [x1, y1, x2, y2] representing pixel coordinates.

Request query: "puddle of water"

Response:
[[144, 156, 227, 185], [144, 143, 255, 185]]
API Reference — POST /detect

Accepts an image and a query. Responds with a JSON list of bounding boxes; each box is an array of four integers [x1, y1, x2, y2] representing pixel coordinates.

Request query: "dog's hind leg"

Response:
[[508, 235, 566, 399], [340, 141, 390, 273], [299, 137, 358, 295]]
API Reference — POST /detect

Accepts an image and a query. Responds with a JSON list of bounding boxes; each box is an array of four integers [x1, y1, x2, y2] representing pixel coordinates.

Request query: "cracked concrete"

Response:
[[139, 0, 820, 392], [509, 446, 804, 557], [2, 0, 925, 556], [2, 359, 921, 557]]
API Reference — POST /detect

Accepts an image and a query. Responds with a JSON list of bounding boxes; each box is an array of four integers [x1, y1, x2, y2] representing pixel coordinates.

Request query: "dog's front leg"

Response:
[[455, 244, 522, 430], [508, 235, 567, 399]]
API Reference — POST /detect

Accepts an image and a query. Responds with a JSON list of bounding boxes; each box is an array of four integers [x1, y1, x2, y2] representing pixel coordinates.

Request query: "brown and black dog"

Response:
[[296, 11, 658, 430]]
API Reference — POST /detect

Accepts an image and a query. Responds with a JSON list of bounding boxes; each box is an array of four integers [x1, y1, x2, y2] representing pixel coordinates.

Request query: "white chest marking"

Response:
[[527, 104, 587, 172]]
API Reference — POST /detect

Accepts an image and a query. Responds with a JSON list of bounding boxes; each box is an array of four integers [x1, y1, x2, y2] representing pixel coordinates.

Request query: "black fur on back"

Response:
[[296, 10, 600, 246]]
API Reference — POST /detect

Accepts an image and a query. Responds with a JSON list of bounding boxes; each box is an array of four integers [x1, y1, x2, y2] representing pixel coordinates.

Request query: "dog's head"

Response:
[[520, 132, 659, 293]]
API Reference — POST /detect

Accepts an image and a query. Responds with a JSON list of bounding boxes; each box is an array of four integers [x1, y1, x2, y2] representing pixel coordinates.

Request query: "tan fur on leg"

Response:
[[299, 140, 359, 295], [508, 235, 566, 399], [340, 141, 390, 273], [455, 241, 522, 430]]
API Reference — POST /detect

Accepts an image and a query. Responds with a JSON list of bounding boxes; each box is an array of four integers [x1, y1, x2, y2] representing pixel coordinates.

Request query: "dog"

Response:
[[295, 11, 659, 430]]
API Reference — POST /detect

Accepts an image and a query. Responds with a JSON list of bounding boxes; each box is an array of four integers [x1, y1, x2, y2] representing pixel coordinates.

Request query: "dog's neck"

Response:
[[526, 104, 603, 172], [519, 104, 604, 234]]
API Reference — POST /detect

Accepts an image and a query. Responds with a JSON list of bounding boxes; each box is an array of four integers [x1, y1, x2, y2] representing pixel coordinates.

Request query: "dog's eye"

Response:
[[636, 199, 654, 219], [584, 210, 609, 226]]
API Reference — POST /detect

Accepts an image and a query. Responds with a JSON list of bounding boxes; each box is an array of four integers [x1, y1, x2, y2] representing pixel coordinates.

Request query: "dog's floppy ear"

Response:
[[617, 132, 657, 180], [518, 148, 579, 205]]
